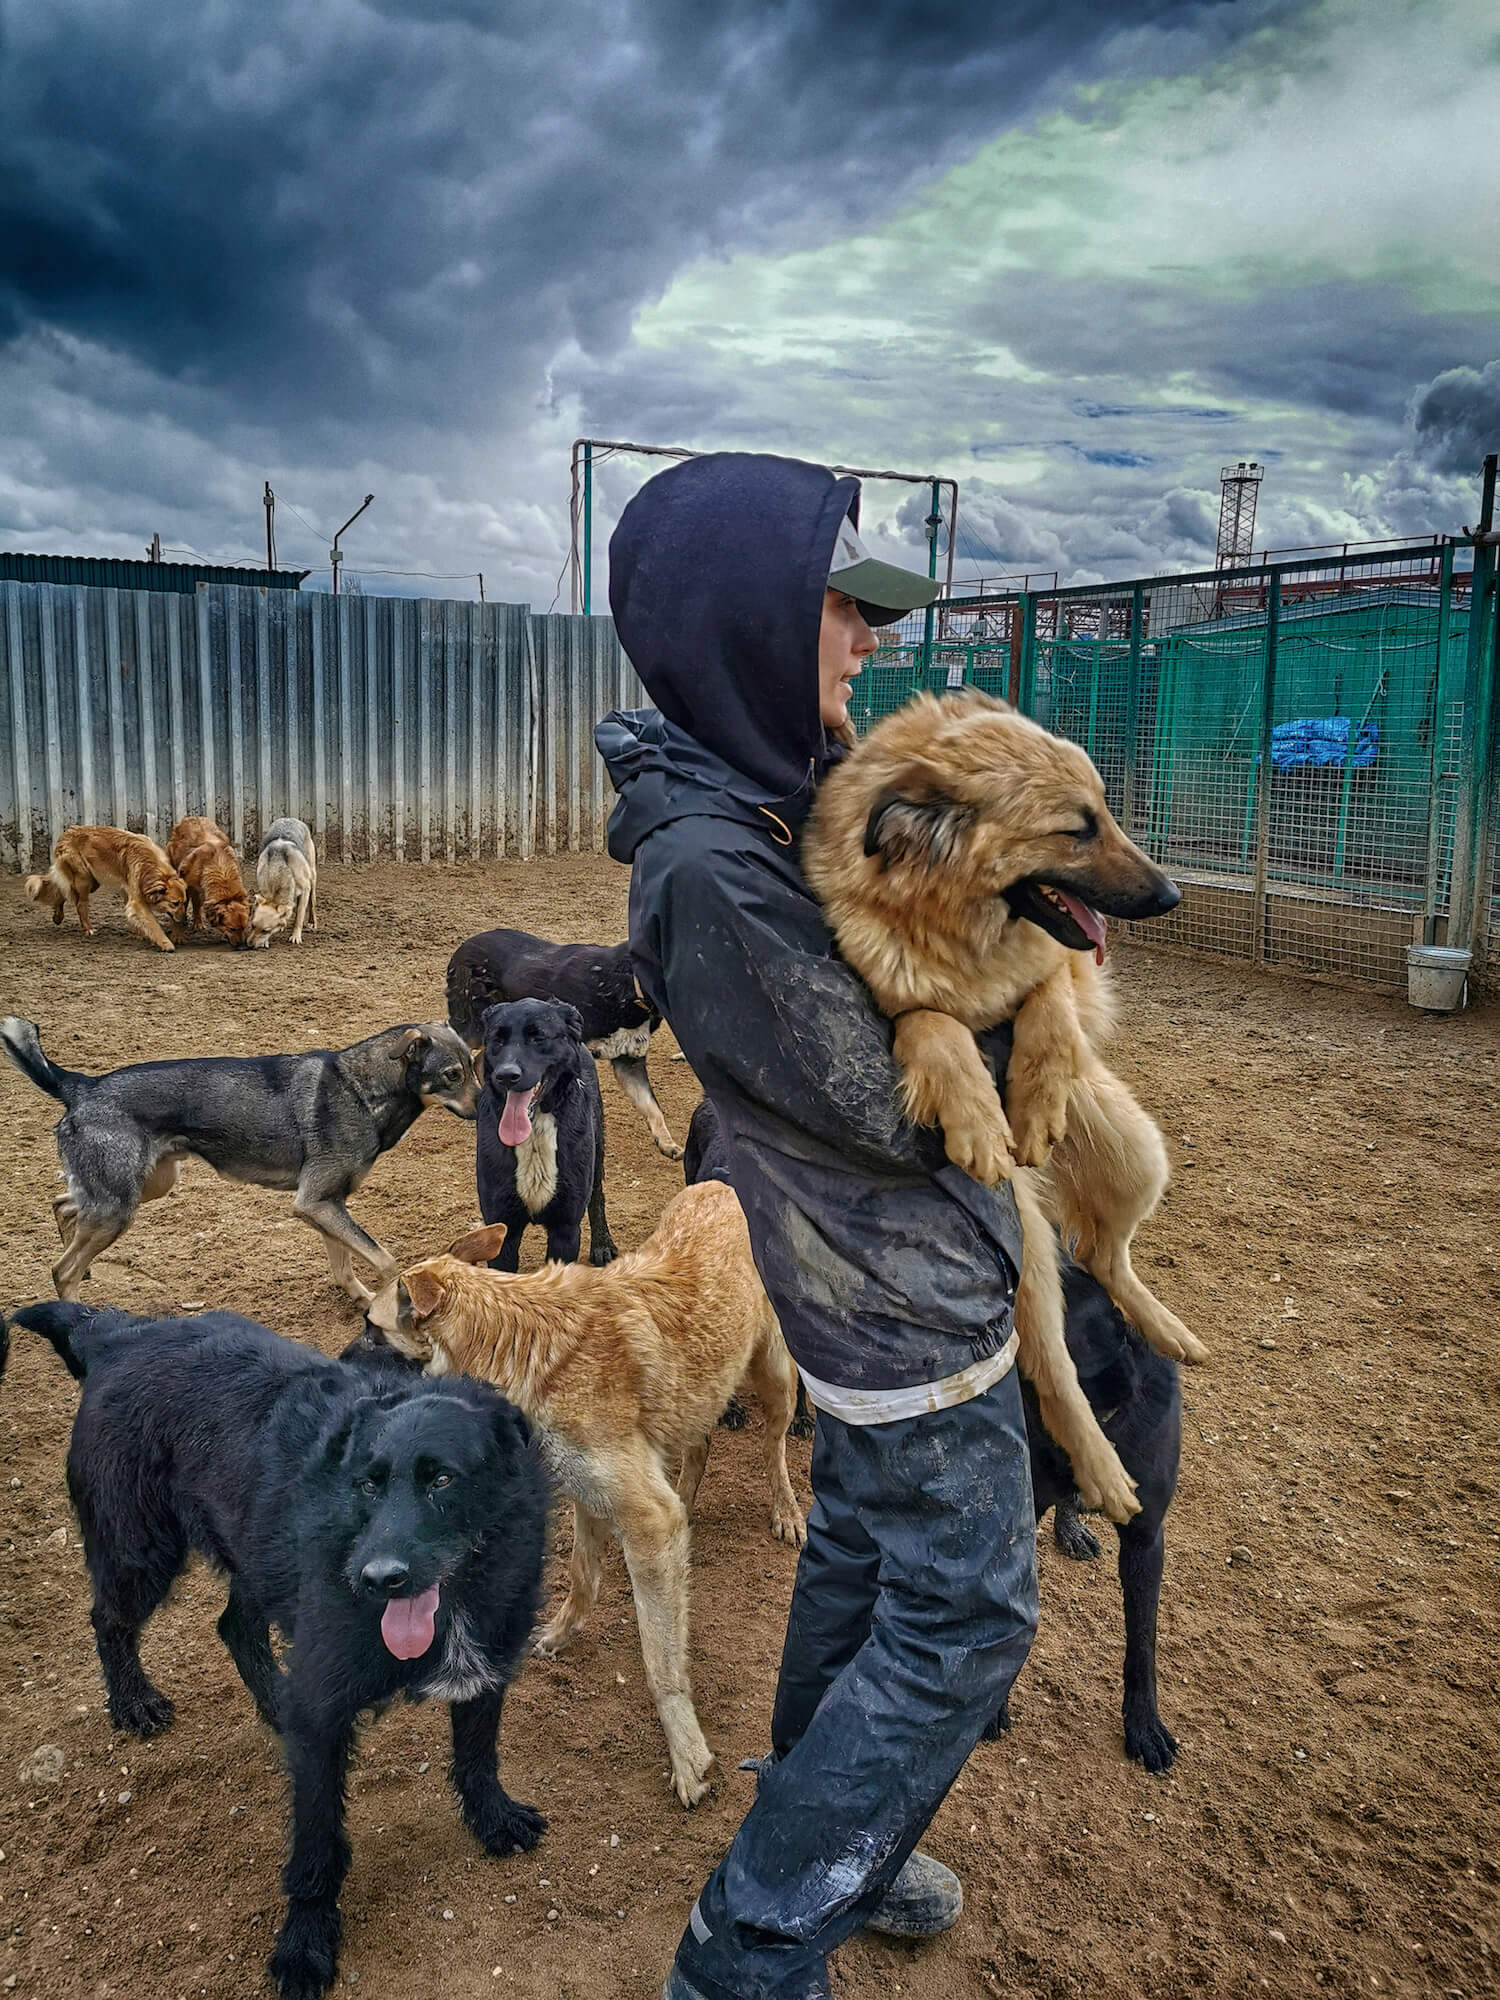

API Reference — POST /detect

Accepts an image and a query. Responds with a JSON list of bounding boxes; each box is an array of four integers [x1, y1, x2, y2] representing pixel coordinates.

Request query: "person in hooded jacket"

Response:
[[597, 451, 1039, 2000]]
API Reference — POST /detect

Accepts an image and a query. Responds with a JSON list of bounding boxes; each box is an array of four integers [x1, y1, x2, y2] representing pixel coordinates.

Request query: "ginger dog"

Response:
[[367, 1178, 804, 1808], [804, 691, 1205, 1525], [26, 826, 188, 952], [166, 817, 252, 947]]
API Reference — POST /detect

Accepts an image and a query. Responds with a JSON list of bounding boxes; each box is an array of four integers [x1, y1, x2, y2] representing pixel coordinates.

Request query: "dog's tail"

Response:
[[0, 1017, 85, 1106], [6, 1300, 136, 1381]]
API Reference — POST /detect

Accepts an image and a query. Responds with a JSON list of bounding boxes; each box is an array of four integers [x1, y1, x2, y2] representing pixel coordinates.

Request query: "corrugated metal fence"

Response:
[[1, 582, 644, 870]]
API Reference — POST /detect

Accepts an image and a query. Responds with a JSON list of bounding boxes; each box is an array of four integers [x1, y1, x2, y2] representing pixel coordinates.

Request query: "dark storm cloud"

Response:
[[0, 0, 1299, 433], [962, 274, 1500, 431], [1410, 359, 1500, 474]]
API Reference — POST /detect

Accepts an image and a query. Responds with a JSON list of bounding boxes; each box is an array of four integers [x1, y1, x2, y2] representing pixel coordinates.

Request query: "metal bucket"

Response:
[[1406, 945, 1471, 1013]]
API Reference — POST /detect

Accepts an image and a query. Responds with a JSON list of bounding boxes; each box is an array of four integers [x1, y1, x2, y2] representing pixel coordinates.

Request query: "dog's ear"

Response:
[[559, 1003, 585, 1041], [862, 761, 973, 870], [404, 1266, 448, 1319], [395, 1027, 431, 1064], [448, 1222, 507, 1265]]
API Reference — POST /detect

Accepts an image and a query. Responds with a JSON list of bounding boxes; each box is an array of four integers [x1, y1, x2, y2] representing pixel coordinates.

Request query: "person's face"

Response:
[[818, 589, 876, 727]]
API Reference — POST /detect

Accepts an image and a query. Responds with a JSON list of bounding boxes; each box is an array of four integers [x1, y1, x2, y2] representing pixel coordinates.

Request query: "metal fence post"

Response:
[[1250, 569, 1282, 963], [1122, 585, 1144, 838], [1016, 593, 1036, 714], [1420, 542, 1456, 942], [5, 584, 32, 869], [1448, 455, 1498, 951], [582, 445, 593, 619]]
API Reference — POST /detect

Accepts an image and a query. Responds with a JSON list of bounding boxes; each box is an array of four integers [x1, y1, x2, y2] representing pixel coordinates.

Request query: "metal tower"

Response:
[[1216, 461, 1264, 567]]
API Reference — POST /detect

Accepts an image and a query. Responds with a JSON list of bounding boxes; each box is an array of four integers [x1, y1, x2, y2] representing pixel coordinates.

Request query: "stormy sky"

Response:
[[1, 0, 1496, 601]]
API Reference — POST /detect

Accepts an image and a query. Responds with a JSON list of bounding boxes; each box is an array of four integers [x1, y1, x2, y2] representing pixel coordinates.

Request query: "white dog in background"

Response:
[[250, 816, 318, 948]]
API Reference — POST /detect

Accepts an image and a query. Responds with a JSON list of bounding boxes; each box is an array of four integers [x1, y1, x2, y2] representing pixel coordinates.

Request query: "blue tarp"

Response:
[[1270, 717, 1379, 772]]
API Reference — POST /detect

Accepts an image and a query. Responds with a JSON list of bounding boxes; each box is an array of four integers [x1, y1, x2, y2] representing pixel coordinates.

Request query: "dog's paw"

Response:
[[655, 1138, 686, 1162], [941, 1102, 1015, 1186], [671, 1748, 715, 1809], [1052, 1506, 1103, 1562], [470, 1790, 547, 1856], [980, 1696, 1013, 1742], [111, 1685, 176, 1738], [269, 1905, 341, 2000], [1009, 1100, 1069, 1168], [788, 1407, 816, 1441], [717, 1394, 749, 1431], [1125, 1711, 1179, 1775], [772, 1505, 807, 1550], [1077, 1462, 1141, 1526], [588, 1241, 619, 1267], [1138, 1313, 1209, 1366], [532, 1620, 578, 1660]]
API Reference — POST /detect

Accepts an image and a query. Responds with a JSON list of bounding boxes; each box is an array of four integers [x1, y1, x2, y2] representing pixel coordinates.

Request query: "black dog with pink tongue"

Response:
[[475, 997, 617, 1270], [6, 1299, 549, 2000]]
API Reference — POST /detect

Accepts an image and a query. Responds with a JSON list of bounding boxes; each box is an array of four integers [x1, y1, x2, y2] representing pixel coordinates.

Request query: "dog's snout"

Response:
[[491, 1063, 522, 1088], [360, 1557, 411, 1597], [1137, 871, 1181, 919]]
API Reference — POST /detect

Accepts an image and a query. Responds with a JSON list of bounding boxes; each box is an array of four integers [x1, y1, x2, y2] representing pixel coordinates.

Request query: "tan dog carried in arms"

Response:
[[25, 825, 188, 952], [166, 816, 252, 947], [804, 690, 1206, 1525], [250, 816, 318, 947], [366, 1178, 805, 1809]]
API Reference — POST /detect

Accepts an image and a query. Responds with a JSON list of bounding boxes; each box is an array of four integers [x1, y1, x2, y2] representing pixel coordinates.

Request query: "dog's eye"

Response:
[[359, 1476, 381, 1496], [430, 1472, 453, 1491], [1070, 811, 1099, 842]]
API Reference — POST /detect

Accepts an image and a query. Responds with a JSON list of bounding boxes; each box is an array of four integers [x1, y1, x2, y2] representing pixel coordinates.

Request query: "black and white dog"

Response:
[[0, 1016, 477, 1303], [476, 999, 617, 1270], [447, 927, 682, 1159], [4, 1300, 549, 2000]]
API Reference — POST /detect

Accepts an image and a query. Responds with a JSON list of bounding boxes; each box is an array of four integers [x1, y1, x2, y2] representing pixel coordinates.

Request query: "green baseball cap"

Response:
[[827, 514, 941, 626]]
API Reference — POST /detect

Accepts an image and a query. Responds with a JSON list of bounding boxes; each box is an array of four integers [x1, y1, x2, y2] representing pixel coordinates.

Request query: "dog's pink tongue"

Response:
[[1057, 891, 1108, 964], [380, 1584, 440, 1660], [498, 1090, 534, 1145]]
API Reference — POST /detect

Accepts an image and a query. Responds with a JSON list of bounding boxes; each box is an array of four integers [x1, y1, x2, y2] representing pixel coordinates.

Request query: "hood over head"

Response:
[[608, 451, 861, 801]]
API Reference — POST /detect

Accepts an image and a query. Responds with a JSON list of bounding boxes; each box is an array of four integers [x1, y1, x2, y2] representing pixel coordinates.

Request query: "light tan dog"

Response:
[[249, 816, 317, 947], [166, 816, 252, 947], [804, 690, 1205, 1524], [367, 1178, 804, 1808], [25, 826, 188, 952]]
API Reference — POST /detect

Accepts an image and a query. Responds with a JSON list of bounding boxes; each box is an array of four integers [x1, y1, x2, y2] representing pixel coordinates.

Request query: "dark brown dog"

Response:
[[167, 816, 252, 948]]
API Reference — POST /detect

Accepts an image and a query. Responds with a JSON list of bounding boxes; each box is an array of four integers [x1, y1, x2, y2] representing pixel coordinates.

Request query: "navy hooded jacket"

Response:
[[598, 451, 1023, 1402]]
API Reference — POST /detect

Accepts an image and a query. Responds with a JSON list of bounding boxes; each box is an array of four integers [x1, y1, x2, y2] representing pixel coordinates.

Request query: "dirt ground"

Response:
[[0, 854, 1496, 2000]]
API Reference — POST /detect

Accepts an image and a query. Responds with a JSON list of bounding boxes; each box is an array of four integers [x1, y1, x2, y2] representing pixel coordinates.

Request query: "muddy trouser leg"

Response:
[[671, 1371, 1038, 2000]]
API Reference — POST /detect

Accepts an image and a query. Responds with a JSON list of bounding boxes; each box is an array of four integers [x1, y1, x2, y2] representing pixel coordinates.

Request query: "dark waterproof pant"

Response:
[[671, 1370, 1039, 1999]]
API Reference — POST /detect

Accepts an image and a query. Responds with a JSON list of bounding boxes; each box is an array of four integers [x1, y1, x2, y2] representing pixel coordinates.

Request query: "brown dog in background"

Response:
[[805, 691, 1205, 1525], [25, 826, 188, 953], [366, 1178, 804, 1809], [166, 817, 252, 947]]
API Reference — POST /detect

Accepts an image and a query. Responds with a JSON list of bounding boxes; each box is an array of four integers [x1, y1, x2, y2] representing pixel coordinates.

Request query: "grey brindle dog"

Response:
[[0, 1017, 477, 1302]]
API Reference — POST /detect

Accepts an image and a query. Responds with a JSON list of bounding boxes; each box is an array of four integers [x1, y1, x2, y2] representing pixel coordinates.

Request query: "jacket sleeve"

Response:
[[638, 829, 955, 1179]]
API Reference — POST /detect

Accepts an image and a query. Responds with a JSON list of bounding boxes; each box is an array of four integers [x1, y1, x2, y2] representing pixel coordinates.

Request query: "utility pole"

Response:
[[146, 532, 163, 563], [478, 573, 485, 603], [263, 482, 276, 570], [330, 493, 375, 597]]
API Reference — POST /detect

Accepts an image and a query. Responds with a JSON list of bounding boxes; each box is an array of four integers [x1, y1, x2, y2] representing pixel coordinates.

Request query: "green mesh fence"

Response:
[[849, 544, 1498, 992]]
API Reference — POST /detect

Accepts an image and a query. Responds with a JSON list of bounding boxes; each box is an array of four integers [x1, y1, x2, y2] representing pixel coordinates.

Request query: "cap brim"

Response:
[[829, 556, 941, 627]]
